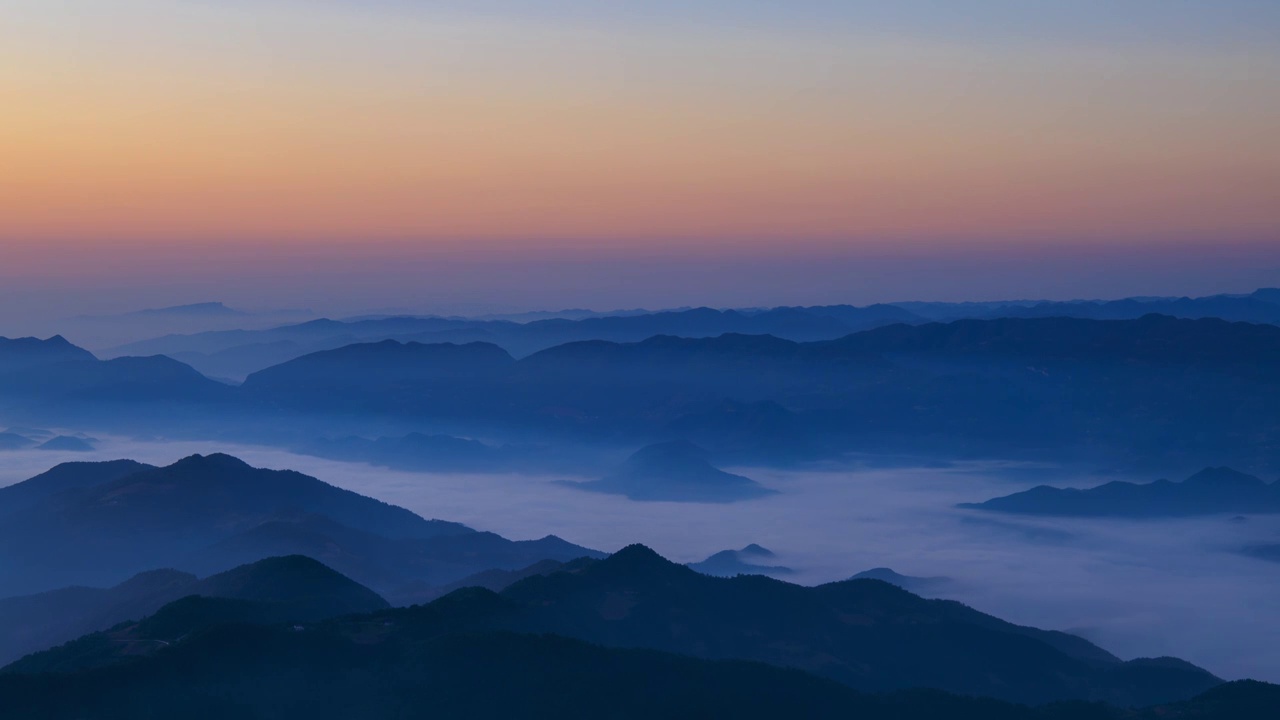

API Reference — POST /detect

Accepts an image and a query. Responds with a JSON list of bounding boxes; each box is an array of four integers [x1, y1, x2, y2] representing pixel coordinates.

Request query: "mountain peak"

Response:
[[1184, 467, 1264, 487], [591, 544, 689, 580], [169, 453, 253, 471]]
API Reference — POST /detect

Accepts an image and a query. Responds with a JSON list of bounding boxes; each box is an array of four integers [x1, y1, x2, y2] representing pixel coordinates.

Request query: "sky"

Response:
[[1, 1, 1278, 316]]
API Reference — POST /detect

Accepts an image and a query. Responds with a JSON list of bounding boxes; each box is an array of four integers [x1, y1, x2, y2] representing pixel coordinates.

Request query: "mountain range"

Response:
[[5, 312, 1280, 472], [0, 545, 1229, 711], [961, 467, 1280, 517], [90, 288, 1280, 382], [0, 454, 599, 603], [0, 555, 387, 668]]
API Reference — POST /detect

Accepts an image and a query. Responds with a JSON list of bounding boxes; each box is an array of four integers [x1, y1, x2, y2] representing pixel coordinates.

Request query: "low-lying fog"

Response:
[[4, 437, 1279, 683]]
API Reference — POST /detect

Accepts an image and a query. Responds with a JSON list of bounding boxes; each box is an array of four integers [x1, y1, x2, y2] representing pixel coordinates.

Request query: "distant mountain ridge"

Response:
[[93, 287, 1280, 381], [962, 467, 1280, 517], [7, 312, 1280, 470]]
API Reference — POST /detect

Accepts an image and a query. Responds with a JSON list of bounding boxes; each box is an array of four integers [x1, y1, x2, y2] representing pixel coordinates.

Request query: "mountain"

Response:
[[298, 433, 510, 473], [105, 304, 917, 381], [413, 558, 586, 602], [12, 315, 1280, 470], [0, 556, 387, 668], [0, 432, 36, 451], [184, 555, 388, 619], [0, 455, 597, 601], [0, 569, 197, 669], [194, 514, 599, 606], [229, 315, 1280, 471], [0, 621, 1124, 720], [571, 440, 776, 502], [0, 336, 96, 374], [850, 568, 952, 595], [36, 436, 95, 452], [0, 352, 233, 419], [3, 544, 1222, 709], [995, 293, 1280, 326], [689, 544, 794, 577], [240, 340, 516, 413], [483, 545, 1212, 706], [961, 467, 1280, 517], [4, 614, 1273, 720], [0, 459, 153, 518], [119, 302, 248, 319]]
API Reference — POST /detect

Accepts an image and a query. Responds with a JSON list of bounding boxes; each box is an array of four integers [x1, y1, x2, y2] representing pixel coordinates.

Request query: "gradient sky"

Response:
[[1, 1, 1278, 317]]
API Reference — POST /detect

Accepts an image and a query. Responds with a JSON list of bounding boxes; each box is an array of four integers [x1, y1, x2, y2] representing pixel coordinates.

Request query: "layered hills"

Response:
[[2, 545, 1226, 710], [0, 454, 598, 602]]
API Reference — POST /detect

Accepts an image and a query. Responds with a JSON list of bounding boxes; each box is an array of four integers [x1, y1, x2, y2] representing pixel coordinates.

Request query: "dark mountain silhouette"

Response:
[[36, 435, 95, 452], [0, 569, 196, 669], [0, 556, 387, 668], [851, 568, 952, 595], [4, 544, 1221, 709], [483, 545, 1207, 705], [0, 617, 1153, 720], [962, 467, 1280, 517], [689, 544, 794, 577], [192, 514, 600, 606], [185, 555, 388, 619], [0, 459, 153, 518], [412, 558, 590, 602], [571, 440, 776, 502], [0, 336, 96, 374], [0, 455, 596, 601]]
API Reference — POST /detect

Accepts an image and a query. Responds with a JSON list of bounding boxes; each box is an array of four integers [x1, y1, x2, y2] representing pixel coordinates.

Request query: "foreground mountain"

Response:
[[0, 627, 1109, 720], [0, 455, 598, 602], [0, 556, 387, 668], [484, 545, 1212, 705], [572, 440, 776, 502], [962, 467, 1280, 517], [2, 547, 1263, 718]]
